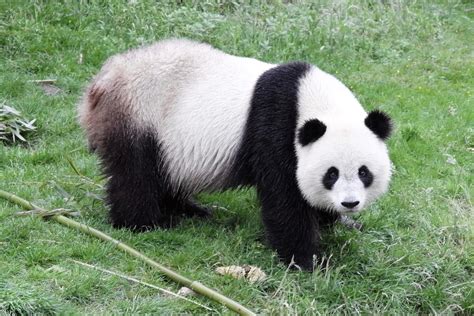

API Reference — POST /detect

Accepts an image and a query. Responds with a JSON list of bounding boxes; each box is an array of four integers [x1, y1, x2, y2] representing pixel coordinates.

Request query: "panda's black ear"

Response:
[[365, 110, 393, 141], [298, 119, 327, 146]]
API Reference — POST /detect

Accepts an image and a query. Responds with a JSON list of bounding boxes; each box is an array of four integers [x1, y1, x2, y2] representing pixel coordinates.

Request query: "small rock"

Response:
[[177, 287, 196, 297]]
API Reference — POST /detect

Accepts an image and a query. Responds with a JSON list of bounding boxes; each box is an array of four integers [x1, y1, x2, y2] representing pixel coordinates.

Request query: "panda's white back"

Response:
[[93, 39, 274, 193]]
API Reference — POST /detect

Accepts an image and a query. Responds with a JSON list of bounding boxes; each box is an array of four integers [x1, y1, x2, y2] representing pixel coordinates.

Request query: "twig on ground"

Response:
[[69, 259, 213, 311], [28, 79, 57, 84]]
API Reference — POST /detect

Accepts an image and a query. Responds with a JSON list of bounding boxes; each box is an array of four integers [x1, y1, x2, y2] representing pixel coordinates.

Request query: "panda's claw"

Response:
[[181, 200, 213, 218], [339, 215, 363, 230]]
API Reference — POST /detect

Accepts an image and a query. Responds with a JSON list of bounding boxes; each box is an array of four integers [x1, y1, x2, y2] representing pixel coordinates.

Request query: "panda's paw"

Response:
[[284, 254, 319, 272], [110, 215, 166, 231], [339, 215, 363, 230], [181, 200, 213, 218]]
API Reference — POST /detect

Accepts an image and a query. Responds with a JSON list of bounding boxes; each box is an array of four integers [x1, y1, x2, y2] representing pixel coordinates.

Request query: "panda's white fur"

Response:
[[79, 39, 393, 270]]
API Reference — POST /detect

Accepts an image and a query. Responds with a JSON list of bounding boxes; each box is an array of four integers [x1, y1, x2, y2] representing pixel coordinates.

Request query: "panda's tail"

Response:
[[77, 56, 128, 152]]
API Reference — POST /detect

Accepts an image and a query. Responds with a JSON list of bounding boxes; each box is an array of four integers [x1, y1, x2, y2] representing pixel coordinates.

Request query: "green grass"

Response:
[[1, 0, 472, 314]]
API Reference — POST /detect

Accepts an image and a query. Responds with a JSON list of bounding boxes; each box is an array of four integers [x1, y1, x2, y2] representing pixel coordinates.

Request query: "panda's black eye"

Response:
[[323, 167, 339, 190], [358, 165, 374, 188]]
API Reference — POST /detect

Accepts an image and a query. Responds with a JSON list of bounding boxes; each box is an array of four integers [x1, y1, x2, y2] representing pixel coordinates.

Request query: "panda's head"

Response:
[[296, 110, 393, 214]]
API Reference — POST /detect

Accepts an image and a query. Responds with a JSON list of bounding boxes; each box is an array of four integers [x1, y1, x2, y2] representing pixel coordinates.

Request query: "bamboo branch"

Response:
[[0, 189, 256, 316]]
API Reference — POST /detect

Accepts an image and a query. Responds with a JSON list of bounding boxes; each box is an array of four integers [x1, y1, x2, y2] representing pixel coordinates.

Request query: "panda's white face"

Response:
[[296, 118, 392, 215]]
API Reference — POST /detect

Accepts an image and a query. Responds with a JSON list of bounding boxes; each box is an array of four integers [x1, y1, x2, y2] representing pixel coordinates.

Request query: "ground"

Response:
[[0, 1, 473, 314]]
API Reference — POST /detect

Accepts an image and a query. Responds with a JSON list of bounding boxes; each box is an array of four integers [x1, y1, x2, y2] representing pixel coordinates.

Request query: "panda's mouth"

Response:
[[342, 209, 359, 214], [336, 206, 361, 215]]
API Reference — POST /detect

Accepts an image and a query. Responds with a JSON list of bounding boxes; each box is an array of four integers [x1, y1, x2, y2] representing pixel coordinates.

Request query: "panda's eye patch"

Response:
[[358, 165, 374, 188], [323, 167, 339, 190]]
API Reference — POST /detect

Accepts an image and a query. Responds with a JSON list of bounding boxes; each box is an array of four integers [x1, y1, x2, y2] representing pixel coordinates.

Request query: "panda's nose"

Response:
[[341, 201, 359, 209]]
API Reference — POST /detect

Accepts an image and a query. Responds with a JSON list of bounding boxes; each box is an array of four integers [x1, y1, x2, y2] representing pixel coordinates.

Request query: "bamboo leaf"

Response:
[[0, 103, 37, 144]]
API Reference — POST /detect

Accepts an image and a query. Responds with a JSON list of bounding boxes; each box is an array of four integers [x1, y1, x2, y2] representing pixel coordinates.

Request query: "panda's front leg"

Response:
[[261, 202, 322, 271]]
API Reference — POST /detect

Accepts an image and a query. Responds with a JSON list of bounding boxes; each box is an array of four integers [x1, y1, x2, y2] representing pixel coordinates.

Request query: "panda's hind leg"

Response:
[[99, 122, 179, 230], [178, 199, 213, 218]]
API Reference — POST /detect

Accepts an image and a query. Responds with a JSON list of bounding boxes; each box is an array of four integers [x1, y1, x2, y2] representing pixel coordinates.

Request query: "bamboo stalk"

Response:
[[0, 189, 256, 316]]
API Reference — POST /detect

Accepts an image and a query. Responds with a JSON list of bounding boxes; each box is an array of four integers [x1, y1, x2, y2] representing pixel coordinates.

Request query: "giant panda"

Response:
[[78, 39, 393, 271]]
